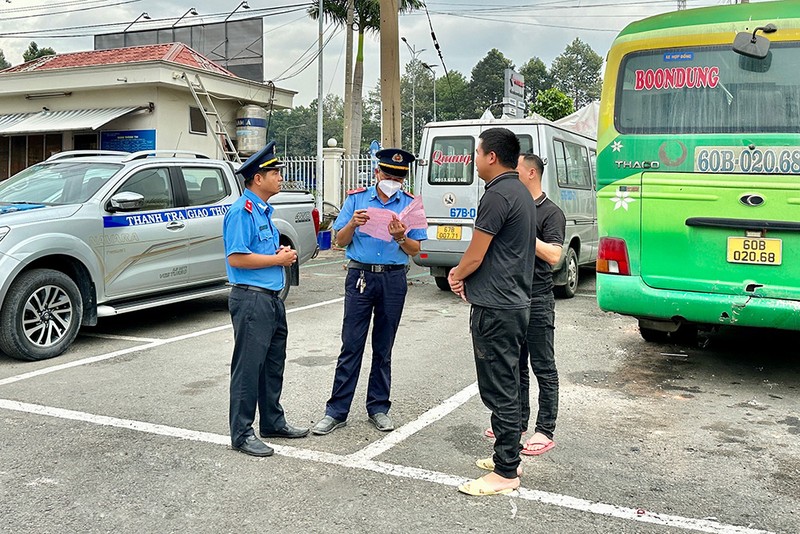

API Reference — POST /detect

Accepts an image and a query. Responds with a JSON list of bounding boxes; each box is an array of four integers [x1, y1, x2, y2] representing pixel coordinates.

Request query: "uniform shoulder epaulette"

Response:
[[347, 187, 367, 195], [244, 199, 253, 213]]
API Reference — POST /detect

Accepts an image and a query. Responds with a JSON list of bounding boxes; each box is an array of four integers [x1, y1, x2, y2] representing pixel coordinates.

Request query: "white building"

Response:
[[0, 43, 295, 180]]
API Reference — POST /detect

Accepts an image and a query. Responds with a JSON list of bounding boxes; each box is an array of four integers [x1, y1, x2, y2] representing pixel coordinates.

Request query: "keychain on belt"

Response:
[[356, 270, 366, 294]]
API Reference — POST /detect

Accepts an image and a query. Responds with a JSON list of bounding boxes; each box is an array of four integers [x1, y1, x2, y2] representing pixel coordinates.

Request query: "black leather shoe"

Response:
[[233, 435, 274, 457], [311, 415, 347, 435], [260, 423, 310, 439]]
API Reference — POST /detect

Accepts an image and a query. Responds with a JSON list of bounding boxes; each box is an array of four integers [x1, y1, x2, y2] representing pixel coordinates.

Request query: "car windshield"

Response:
[[0, 162, 122, 205]]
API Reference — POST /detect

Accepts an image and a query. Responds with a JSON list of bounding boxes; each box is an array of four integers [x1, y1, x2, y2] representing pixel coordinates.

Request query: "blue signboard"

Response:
[[101, 130, 156, 152]]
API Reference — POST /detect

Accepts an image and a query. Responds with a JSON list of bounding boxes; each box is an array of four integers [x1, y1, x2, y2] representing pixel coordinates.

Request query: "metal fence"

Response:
[[281, 153, 414, 204]]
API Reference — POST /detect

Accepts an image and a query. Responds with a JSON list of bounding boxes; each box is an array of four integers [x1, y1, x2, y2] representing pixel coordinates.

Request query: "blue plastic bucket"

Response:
[[317, 230, 332, 250]]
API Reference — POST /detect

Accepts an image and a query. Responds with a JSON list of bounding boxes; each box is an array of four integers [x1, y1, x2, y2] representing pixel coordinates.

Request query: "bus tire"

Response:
[[554, 247, 579, 299], [0, 269, 83, 361]]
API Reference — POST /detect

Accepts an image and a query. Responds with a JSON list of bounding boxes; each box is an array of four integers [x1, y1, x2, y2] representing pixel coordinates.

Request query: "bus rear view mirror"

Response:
[[733, 23, 777, 59]]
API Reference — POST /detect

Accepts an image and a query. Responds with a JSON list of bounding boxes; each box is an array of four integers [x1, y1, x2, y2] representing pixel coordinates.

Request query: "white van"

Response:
[[412, 115, 598, 298]]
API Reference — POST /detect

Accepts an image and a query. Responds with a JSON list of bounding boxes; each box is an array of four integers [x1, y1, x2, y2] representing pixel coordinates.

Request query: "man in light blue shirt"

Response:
[[312, 148, 427, 435], [223, 141, 309, 457]]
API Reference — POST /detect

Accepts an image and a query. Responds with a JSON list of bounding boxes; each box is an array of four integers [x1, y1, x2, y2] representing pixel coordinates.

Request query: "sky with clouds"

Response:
[[0, 0, 759, 108]]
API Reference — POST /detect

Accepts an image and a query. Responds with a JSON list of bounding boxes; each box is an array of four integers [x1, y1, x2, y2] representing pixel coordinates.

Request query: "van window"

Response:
[[518, 135, 534, 155], [428, 136, 474, 185], [553, 139, 592, 188]]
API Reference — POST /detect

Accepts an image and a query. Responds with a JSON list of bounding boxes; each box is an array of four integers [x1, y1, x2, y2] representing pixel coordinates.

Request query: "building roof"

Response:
[[1, 43, 235, 77]]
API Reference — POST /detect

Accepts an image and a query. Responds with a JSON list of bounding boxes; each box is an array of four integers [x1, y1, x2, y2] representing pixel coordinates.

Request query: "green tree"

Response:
[[435, 70, 471, 122], [519, 56, 552, 109], [400, 59, 436, 152], [0, 50, 10, 70], [23, 42, 56, 63], [550, 38, 603, 109], [468, 49, 514, 118], [309, 0, 424, 154], [532, 88, 575, 121]]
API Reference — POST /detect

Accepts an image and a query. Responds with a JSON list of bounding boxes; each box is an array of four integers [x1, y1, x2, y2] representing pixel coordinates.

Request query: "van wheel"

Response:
[[639, 322, 669, 343], [434, 276, 450, 291], [0, 269, 83, 361], [553, 247, 579, 299]]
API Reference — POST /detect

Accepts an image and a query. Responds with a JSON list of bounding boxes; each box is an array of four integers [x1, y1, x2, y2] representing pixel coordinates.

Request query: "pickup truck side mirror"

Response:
[[108, 191, 145, 212]]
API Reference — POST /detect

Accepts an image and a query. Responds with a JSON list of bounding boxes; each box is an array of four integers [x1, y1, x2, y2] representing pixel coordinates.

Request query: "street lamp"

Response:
[[123, 12, 151, 33], [422, 62, 438, 122], [401, 37, 425, 154], [172, 7, 198, 28], [224, 1, 250, 68], [284, 124, 306, 157]]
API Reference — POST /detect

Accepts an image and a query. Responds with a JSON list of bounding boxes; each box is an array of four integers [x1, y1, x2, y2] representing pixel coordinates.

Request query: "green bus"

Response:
[[596, 0, 800, 341]]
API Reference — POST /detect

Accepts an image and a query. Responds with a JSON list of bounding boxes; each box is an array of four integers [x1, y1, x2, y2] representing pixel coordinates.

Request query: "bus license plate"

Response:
[[727, 237, 782, 265], [437, 225, 462, 240]]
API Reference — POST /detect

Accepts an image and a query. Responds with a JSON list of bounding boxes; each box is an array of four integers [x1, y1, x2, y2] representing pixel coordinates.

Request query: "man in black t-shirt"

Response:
[[516, 153, 566, 456], [449, 128, 536, 496]]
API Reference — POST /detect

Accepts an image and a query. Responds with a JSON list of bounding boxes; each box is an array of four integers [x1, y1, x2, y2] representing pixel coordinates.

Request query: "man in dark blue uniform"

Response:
[[312, 148, 427, 435], [223, 141, 309, 457]]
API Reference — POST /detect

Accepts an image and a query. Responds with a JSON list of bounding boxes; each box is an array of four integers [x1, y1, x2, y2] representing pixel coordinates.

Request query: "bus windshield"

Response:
[[616, 42, 800, 134]]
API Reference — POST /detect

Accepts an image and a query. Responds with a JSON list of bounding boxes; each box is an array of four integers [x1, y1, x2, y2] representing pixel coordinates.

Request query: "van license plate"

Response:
[[727, 237, 782, 265], [437, 225, 461, 240]]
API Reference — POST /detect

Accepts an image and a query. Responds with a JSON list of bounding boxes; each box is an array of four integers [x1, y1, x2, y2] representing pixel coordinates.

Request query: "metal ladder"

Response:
[[182, 72, 241, 163]]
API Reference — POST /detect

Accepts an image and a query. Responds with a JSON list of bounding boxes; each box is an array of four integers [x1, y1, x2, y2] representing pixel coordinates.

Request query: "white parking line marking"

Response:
[[349, 382, 479, 461], [575, 292, 596, 298], [0, 398, 773, 534], [79, 333, 161, 343], [0, 297, 345, 388]]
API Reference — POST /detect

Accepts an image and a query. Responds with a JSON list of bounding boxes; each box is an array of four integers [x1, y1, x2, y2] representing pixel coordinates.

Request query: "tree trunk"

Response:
[[350, 31, 366, 155], [342, 0, 355, 156]]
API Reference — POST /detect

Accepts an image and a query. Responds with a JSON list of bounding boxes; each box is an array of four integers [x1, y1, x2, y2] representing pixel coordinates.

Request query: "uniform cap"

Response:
[[236, 140, 284, 179], [376, 148, 415, 178]]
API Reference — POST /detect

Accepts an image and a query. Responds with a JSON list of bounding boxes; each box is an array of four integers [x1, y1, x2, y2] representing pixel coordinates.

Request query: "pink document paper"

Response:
[[359, 195, 428, 242]]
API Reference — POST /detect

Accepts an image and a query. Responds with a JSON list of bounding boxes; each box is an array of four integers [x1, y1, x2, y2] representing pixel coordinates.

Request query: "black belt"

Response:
[[231, 284, 281, 297], [348, 261, 407, 273]]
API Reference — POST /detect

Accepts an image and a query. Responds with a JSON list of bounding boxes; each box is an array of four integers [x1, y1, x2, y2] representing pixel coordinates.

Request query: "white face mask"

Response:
[[378, 179, 402, 197]]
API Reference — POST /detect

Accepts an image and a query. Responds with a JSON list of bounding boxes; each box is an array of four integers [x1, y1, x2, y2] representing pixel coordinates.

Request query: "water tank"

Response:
[[235, 105, 268, 157]]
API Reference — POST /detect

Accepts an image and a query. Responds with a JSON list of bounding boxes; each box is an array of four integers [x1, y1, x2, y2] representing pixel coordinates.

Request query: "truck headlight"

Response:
[[0, 226, 9, 243]]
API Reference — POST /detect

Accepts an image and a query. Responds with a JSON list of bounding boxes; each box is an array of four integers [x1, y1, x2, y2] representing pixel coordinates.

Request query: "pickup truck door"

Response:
[[177, 166, 233, 283], [102, 166, 189, 297]]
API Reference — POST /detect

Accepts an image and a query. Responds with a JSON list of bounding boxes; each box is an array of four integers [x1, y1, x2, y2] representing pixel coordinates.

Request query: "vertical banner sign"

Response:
[[503, 69, 526, 118]]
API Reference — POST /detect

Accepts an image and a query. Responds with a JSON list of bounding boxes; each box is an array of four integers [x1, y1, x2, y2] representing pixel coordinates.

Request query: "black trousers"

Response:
[[520, 292, 558, 439], [228, 286, 288, 447], [470, 304, 529, 479]]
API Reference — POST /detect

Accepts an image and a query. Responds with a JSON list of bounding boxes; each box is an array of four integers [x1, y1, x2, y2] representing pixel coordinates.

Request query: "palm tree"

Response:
[[310, 0, 424, 155]]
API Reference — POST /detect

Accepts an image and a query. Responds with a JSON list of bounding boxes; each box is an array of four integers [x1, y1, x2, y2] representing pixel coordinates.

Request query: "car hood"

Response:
[[0, 203, 81, 225]]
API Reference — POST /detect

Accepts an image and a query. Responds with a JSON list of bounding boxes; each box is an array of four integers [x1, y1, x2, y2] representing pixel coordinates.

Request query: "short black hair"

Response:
[[521, 152, 545, 175], [478, 127, 520, 169]]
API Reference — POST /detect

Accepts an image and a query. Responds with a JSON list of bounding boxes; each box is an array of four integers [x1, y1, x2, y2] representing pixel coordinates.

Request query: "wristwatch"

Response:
[[395, 237, 407, 244]]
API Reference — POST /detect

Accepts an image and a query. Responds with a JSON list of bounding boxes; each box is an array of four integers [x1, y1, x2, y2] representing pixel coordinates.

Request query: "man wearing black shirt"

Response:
[[517, 153, 566, 456], [449, 128, 536, 496]]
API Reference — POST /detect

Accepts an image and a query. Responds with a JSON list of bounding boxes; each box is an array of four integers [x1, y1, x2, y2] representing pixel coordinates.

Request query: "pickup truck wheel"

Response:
[[0, 269, 83, 361], [434, 276, 450, 291], [279, 266, 291, 301], [553, 247, 579, 299]]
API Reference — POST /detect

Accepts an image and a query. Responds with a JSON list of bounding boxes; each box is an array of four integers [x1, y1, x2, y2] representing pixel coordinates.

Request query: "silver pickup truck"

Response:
[[0, 150, 319, 361]]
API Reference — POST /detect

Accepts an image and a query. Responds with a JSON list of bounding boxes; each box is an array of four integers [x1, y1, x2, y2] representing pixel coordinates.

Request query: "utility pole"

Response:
[[401, 37, 424, 155], [423, 62, 437, 122], [379, 0, 401, 149], [342, 0, 355, 156]]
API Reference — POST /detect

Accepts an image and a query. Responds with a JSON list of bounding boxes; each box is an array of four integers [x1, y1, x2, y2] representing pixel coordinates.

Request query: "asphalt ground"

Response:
[[1, 248, 798, 534]]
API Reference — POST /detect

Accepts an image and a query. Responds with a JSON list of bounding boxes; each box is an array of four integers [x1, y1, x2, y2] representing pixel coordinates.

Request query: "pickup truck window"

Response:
[[182, 167, 228, 206], [0, 162, 121, 204], [118, 168, 174, 210]]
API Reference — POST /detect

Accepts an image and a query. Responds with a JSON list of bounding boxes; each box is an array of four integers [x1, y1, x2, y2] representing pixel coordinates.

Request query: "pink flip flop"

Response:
[[484, 428, 528, 439], [521, 439, 555, 456]]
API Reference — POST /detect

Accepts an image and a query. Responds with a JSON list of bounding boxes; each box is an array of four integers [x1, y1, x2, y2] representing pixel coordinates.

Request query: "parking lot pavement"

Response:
[[1, 249, 798, 534]]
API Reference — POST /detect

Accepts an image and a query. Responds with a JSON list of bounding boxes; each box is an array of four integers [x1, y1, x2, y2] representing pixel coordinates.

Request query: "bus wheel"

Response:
[[554, 247, 579, 299], [638, 322, 669, 343], [434, 276, 450, 291]]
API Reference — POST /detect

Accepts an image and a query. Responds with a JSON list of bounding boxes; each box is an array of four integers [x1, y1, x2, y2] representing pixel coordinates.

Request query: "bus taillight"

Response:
[[597, 237, 631, 275]]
